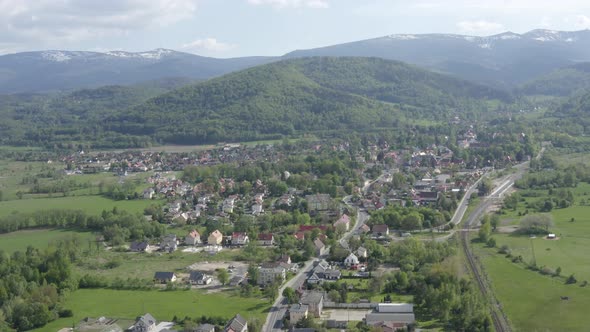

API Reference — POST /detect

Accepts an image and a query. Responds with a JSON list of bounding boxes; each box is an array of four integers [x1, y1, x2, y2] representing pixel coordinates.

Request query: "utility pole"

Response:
[[529, 237, 537, 266]]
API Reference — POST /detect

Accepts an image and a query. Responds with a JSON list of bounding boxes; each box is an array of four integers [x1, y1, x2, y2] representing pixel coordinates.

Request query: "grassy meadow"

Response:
[[0, 228, 96, 253], [76, 249, 241, 281], [33, 289, 270, 332], [0, 195, 156, 217], [475, 242, 590, 332], [477, 179, 590, 331]]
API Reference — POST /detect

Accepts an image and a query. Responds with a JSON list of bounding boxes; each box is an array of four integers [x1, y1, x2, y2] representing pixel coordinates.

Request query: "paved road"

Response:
[[263, 172, 386, 331], [262, 260, 315, 332]]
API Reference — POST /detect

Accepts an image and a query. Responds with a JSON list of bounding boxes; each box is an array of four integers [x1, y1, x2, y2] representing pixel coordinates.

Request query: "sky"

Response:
[[1, 0, 590, 57]]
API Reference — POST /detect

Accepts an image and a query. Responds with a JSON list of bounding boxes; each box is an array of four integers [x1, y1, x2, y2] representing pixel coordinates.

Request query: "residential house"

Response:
[[253, 193, 264, 204], [258, 263, 286, 286], [231, 232, 249, 246], [143, 188, 155, 199], [307, 261, 341, 284], [372, 224, 389, 238], [334, 214, 351, 231], [223, 197, 236, 214], [257, 233, 275, 246], [365, 303, 415, 330], [224, 314, 248, 332], [314, 238, 328, 257], [185, 230, 202, 246], [418, 191, 439, 204], [251, 204, 263, 216], [358, 224, 371, 234], [300, 291, 324, 317], [344, 252, 360, 268], [278, 254, 291, 265], [128, 313, 157, 332], [208, 230, 223, 245], [160, 234, 178, 252], [357, 246, 368, 259], [294, 232, 305, 241], [189, 271, 212, 285], [289, 304, 309, 324], [153, 272, 176, 284], [129, 241, 149, 253], [193, 324, 215, 332]]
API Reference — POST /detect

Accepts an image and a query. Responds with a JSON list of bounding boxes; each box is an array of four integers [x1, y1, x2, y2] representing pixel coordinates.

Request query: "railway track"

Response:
[[461, 223, 511, 332]]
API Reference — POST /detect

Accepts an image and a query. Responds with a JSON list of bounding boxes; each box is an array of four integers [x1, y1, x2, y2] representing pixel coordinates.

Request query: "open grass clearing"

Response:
[[0, 195, 157, 217], [33, 289, 270, 332], [0, 228, 95, 253], [475, 243, 590, 332], [76, 249, 242, 281], [491, 186, 590, 281]]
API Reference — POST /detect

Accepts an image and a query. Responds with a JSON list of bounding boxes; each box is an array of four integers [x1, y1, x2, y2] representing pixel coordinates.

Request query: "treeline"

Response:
[[0, 238, 82, 331], [0, 209, 166, 244], [370, 205, 452, 231], [387, 239, 492, 331], [183, 153, 362, 198]]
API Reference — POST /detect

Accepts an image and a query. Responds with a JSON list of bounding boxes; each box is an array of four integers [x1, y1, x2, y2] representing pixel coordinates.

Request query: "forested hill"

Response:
[[519, 62, 590, 97], [1, 57, 511, 148], [106, 57, 510, 145]]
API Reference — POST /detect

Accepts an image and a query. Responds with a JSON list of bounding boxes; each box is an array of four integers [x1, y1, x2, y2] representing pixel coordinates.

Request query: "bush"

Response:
[[540, 266, 554, 275], [566, 274, 577, 284], [58, 309, 74, 318], [498, 245, 511, 255], [486, 237, 497, 248]]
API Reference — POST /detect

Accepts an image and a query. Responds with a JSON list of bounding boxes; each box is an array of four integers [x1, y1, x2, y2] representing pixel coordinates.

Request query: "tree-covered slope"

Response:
[[2, 57, 511, 148], [107, 57, 510, 144], [519, 62, 590, 97]]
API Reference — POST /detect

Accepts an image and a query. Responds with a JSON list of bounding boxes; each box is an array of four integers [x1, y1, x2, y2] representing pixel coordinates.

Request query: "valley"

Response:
[[1, 26, 590, 332]]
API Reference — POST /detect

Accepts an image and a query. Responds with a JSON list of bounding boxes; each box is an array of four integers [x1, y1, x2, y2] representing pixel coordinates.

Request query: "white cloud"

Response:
[[0, 0, 199, 50], [456, 20, 505, 35], [574, 15, 590, 29], [247, 0, 329, 9], [181, 38, 237, 53]]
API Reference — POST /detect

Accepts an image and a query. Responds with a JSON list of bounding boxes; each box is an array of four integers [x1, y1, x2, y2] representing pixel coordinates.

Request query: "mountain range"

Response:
[[0, 49, 273, 94], [0, 57, 509, 148], [2, 29, 590, 93]]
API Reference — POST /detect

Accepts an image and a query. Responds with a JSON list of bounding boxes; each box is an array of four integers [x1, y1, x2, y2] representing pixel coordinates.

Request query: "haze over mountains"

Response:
[[2, 29, 590, 94]]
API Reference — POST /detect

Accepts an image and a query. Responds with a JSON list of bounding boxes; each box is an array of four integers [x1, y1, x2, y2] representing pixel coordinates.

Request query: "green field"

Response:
[[476, 243, 590, 331], [77, 249, 241, 280], [493, 183, 590, 281], [0, 228, 95, 253], [34, 289, 270, 332], [0, 195, 157, 217], [476, 180, 590, 331]]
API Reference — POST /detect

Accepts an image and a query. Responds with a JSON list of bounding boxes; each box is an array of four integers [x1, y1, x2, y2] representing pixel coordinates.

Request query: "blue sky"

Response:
[[2, 0, 590, 57]]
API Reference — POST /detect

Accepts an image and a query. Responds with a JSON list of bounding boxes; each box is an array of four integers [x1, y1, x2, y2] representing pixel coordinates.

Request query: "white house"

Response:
[[344, 252, 360, 267]]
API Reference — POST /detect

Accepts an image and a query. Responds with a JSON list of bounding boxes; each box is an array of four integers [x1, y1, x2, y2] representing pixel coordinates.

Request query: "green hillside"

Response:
[[520, 62, 590, 97], [106, 57, 510, 144], [1, 57, 511, 148]]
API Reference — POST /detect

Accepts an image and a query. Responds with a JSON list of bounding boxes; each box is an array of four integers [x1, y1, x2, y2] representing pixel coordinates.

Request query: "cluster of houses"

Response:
[[125, 313, 248, 332], [130, 228, 256, 255]]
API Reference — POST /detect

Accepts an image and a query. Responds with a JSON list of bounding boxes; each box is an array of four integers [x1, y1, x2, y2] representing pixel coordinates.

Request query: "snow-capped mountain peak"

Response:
[[41, 51, 73, 62], [106, 48, 176, 60]]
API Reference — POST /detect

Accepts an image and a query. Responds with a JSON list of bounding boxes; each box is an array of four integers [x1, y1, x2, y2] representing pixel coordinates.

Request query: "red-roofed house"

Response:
[[334, 214, 351, 231], [257, 233, 275, 246], [231, 232, 249, 246], [185, 230, 201, 246]]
